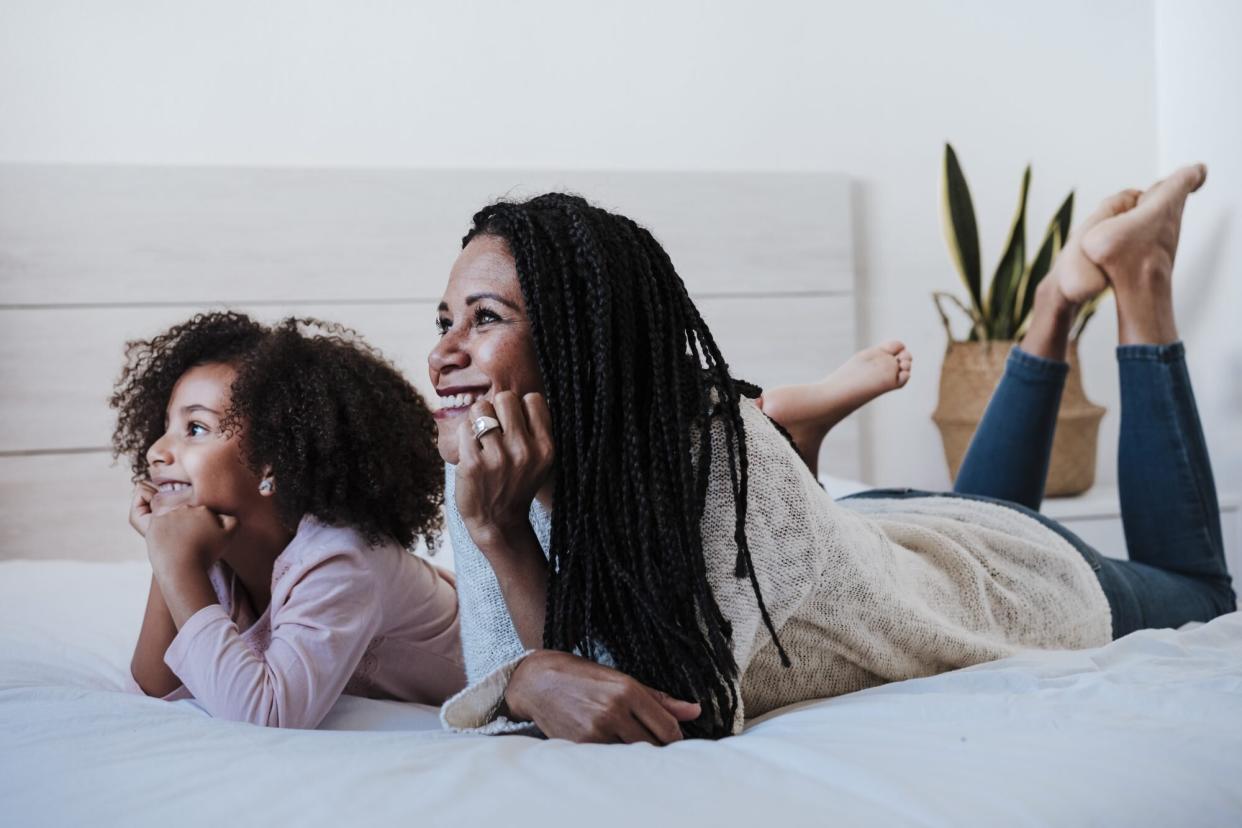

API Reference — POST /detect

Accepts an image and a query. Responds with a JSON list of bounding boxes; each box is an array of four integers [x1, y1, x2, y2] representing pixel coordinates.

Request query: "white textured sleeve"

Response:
[[700, 401, 836, 732], [438, 650, 542, 735]]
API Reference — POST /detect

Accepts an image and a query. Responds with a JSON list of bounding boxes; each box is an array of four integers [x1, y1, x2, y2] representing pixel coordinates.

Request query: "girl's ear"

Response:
[[258, 465, 275, 496]]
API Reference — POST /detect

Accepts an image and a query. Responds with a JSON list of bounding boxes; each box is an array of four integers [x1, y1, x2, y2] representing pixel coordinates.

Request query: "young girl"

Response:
[[112, 312, 465, 728]]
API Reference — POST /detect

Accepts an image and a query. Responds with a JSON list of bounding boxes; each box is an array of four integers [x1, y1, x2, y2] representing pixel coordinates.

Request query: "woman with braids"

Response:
[[434, 165, 1234, 743], [115, 312, 464, 728]]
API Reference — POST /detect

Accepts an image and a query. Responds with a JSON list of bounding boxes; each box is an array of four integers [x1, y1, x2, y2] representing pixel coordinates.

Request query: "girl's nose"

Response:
[[146, 432, 173, 469]]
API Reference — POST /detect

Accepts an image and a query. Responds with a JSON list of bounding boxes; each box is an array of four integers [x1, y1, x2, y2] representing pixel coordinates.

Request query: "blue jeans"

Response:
[[944, 342, 1235, 637]]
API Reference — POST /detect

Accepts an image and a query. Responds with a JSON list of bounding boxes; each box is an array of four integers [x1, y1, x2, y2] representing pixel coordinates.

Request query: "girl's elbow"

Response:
[[130, 659, 180, 698]]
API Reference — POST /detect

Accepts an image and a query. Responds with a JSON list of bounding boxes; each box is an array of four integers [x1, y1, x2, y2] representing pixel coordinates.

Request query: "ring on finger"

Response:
[[471, 415, 503, 442]]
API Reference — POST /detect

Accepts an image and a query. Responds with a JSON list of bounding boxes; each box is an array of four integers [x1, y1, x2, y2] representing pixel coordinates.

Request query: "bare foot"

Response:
[[1081, 163, 1207, 344], [1082, 164, 1206, 281], [759, 341, 912, 474], [1055, 188, 1142, 304]]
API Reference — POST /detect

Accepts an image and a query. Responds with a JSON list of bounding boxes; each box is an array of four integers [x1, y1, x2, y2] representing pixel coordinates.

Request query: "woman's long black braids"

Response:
[[464, 193, 788, 738]]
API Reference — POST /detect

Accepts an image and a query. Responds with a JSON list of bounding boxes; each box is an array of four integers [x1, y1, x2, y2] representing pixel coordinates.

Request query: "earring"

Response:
[[259, 479, 274, 494]]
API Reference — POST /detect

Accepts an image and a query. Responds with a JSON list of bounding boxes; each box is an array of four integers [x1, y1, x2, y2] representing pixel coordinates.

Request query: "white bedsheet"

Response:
[[2, 559, 1240, 827]]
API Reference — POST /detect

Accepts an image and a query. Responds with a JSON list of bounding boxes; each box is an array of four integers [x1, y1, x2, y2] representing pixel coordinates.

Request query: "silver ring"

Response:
[[471, 415, 502, 441]]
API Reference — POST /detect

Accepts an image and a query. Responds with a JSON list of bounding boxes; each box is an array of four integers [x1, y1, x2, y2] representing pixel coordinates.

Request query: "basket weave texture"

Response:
[[931, 340, 1105, 497]]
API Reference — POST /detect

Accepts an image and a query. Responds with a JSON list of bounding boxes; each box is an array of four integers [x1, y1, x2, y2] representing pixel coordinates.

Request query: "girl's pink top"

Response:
[[160, 517, 464, 729]]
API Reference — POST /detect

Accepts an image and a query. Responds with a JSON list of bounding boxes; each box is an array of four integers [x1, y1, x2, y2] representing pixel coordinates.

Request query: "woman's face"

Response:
[[429, 234, 544, 465]]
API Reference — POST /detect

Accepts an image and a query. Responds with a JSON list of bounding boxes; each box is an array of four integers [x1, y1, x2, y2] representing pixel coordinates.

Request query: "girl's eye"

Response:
[[435, 316, 451, 337], [188, 422, 209, 437]]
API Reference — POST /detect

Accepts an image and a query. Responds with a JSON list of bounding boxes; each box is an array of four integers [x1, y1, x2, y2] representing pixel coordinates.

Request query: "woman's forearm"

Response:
[[473, 523, 548, 649], [130, 575, 183, 697]]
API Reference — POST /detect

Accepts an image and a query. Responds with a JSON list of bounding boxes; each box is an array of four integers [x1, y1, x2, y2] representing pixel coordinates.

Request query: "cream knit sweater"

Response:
[[440, 398, 1112, 735]]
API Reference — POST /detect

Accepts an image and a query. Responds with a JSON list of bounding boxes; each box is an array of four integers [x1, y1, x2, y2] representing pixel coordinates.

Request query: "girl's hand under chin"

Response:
[[454, 390, 554, 550], [146, 505, 239, 574], [128, 480, 159, 537]]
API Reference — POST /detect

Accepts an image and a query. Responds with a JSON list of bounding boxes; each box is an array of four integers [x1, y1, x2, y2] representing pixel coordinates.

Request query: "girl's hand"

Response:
[[128, 480, 159, 537], [504, 650, 702, 745], [454, 391, 554, 550], [146, 505, 238, 574]]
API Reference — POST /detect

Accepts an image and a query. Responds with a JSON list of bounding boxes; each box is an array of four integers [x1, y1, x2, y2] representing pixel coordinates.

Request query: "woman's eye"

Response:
[[435, 316, 451, 337], [473, 307, 501, 325], [187, 422, 209, 437]]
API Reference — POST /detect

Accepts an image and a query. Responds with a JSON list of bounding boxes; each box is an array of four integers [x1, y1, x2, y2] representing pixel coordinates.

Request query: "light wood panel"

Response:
[[0, 165, 858, 561], [0, 165, 852, 304], [0, 453, 142, 562], [0, 294, 859, 561], [0, 294, 856, 453]]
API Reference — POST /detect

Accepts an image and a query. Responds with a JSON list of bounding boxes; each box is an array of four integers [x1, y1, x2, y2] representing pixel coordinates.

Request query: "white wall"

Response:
[[0, 0, 1166, 490], [1154, 0, 1242, 493]]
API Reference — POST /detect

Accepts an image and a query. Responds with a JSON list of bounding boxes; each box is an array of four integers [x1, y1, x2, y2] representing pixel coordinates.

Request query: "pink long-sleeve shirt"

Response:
[[160, 517, 464, 728]]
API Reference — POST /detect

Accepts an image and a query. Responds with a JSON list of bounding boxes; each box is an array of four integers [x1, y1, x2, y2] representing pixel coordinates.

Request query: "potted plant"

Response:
[[932, 143, 1106, 496]]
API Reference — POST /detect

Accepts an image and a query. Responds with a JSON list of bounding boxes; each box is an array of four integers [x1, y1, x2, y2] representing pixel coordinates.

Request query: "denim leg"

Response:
[[1093, 555, 1235, 638], [953, 346, 1068, 511], [1106, 341, 1235, 612]]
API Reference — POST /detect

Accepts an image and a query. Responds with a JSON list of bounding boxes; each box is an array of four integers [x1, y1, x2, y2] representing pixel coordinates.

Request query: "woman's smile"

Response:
[[434, 385, 490, 420]]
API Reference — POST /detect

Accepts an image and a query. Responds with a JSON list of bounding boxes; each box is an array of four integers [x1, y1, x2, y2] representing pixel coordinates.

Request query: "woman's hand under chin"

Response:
[[453, 390, 554, 551], [504, 650, 702, 745]]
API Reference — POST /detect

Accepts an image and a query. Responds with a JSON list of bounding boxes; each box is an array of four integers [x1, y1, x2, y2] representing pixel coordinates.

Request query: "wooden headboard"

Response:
[[0, 165, 857, 561]]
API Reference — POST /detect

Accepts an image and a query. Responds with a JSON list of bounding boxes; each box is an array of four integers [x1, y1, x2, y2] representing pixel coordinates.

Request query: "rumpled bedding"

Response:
[[2, 559, 1240, 827]]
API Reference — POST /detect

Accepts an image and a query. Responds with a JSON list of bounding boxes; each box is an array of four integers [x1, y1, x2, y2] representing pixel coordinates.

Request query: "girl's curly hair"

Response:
[[110, 311, 443, 548]]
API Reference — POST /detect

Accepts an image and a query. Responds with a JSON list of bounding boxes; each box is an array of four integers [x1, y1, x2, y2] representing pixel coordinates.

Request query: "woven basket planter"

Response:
[[931, 340, 1105, 497]]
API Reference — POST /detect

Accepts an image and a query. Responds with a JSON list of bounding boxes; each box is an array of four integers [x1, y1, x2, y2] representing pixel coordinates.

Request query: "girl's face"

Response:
[[145, 362, 271, 521], [429, 235, 544, 465]]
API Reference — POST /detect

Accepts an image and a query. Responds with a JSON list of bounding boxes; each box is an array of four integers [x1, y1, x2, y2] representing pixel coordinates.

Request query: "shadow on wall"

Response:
[[1178, 207, 1241, 488], [850, 178, 875, 482], [1179, 208, 1232, 345]]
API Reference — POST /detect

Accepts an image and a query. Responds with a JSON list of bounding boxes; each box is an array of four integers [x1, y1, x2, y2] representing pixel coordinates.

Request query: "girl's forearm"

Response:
[[152, 559, 219, 628], [474, 524, 548, 649], [131, 576, 183, 697]]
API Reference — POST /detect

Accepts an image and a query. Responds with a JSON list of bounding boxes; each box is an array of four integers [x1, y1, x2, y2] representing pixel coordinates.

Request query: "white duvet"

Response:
[[2, 558, 1240, 827]]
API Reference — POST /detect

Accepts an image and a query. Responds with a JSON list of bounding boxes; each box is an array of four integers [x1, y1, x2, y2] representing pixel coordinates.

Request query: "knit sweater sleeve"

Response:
[[697, 399, 832, 733], [439, 465, 546, 734]]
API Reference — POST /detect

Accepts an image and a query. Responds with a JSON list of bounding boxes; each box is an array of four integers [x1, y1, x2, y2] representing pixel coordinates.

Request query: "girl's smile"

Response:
[[149, 476, 194, 512]]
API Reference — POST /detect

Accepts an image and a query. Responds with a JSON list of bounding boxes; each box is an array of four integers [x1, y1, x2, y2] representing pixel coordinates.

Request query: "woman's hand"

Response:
[[128, 480, 159, 537], [454, 391, 554, 550], [145, 505, 238, 575], [504, 650, 702, 745]]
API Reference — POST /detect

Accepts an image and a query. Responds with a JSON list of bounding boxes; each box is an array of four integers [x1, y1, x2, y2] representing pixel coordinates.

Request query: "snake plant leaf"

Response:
[[987, 165, 1031, 338], [941, 144, 984, 320], [1054, 190, 1074, 253], [1072, 288, 1112, 340], [1013, 190, 1073, 329], [1014, 224, 1061, 331]]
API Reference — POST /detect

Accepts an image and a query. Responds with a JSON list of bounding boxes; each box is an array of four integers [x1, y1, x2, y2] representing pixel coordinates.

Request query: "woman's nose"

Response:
[[429, 328, 469, 375], [146, 432, 173, 469]]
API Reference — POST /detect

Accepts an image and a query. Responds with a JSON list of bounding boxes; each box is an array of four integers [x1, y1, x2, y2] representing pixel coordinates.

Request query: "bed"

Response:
[[2, 166, 1240, 826], [3, 557, 1240, 826]]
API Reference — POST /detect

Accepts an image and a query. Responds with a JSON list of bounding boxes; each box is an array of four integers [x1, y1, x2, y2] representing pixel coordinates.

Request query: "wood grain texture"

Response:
[[0, 164, 858, 560], [0, 165, 852, 304]]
